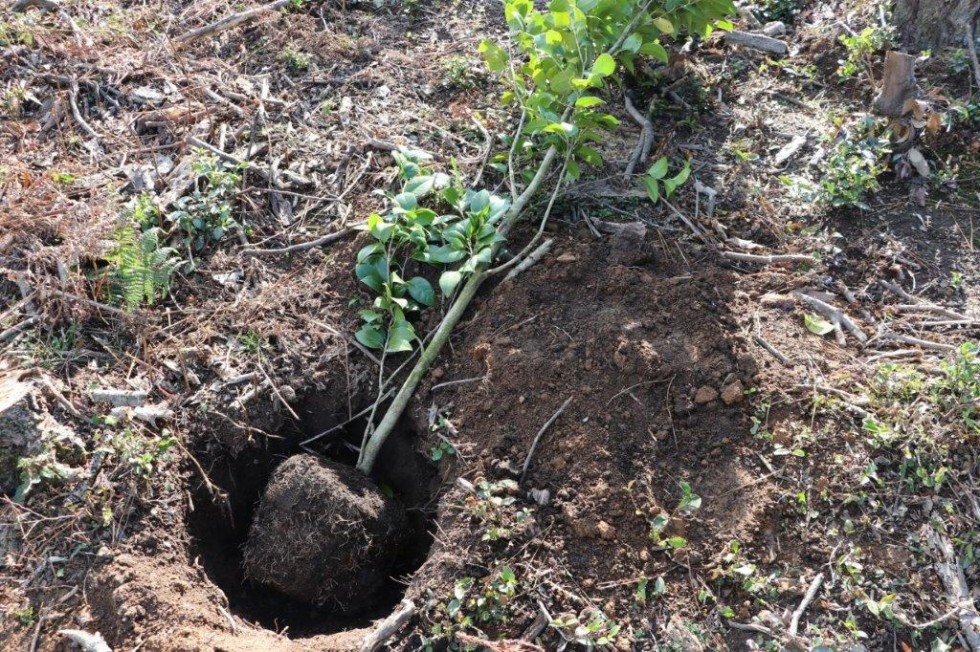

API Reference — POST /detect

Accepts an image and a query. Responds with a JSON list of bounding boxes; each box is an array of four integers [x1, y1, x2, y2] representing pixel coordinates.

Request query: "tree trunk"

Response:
[[892, 0, 979, 51]]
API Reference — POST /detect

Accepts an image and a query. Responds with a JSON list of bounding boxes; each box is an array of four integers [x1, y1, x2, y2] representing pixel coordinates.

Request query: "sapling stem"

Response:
[[356, 146, 558, 473]]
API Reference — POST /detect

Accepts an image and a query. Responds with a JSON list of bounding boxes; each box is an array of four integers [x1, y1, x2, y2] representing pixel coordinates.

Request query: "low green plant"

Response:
[[756, 0, 801, 24], [551, 609, 622, 647], [431, 440, 456, 461], [464, 478, 534, 541], [11, 607, 36, 626], [643, 156, 691, 203], [813, 116, 889, 209], [166, 151, 244, 255], [426, 566, 519, 645], [105, 226, 180, 310], [439, 55, 480, 90], [837, 26, 894, 82], [282, 47, 311, 72]]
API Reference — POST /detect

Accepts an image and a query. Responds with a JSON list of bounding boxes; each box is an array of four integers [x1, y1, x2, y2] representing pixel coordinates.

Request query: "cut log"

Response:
[[872, 51, 918, 118]]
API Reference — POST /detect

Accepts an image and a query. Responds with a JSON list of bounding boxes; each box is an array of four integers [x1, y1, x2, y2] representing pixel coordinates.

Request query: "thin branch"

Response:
[[240, 228, 354, 256], [789, 573, 823, 637], [722, 251, 815, 265], [174, 0, 294, 45], [520, 396, 573, 485]]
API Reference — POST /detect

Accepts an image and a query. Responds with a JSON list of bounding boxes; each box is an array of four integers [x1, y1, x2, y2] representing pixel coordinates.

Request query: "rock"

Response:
[[243, 455, 407, 613], [762, 20, 787, 36], [721, 380, 744, 405], [694, 386, 719, 405], [674, 395, 694, 415], [596, 521, 617, 540], [556, 253, 578, 263], [530, 488, 551, 506], [606, 223, 655, 267]]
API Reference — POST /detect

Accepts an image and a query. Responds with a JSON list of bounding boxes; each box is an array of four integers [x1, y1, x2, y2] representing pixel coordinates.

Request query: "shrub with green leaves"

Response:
[[355, 152, 509, 353], [166, 151, 244, 254], [480, 0, 735, 183]]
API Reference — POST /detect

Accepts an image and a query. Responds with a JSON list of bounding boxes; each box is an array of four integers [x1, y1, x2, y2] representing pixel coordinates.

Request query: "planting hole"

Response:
[[187, 397, 436, 637]]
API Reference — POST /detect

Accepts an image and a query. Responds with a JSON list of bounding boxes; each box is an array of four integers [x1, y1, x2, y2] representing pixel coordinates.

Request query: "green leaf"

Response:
[[406, 276, 435, 307], [622, 33, 643, 53], [667, 536, 687, 549], [804, 313, 835, 336], [592, 53, 616, 77], [359, 309, 382, 323], [386, 320, 416, 353], [639, 41, 669, 63], [479, 40, 509, 73], [425, 245, 467, 264], [357, 242, 384, 263], [647, 156, 669, 179], [355, 263, 384, 293], [468, 189, 491, 214], [440, 270, 463, 296], [653, 16, 675, 34], [394, 192, 418, 211], [575, 95, 605, 108], [404, 175, 435, 197], [643, 176, 661, 203], [355, 324, 385, 350]]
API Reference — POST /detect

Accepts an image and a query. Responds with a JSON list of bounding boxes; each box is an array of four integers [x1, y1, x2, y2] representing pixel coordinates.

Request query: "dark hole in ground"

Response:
[[187, 398, 437, 638]]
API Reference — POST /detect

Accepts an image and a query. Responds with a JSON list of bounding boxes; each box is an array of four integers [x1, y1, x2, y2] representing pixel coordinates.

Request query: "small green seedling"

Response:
[[643, 157, 691, 203]]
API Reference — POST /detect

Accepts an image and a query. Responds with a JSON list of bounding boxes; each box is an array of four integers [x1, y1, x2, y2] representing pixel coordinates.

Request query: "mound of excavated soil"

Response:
[[243, 454, 407, 614]]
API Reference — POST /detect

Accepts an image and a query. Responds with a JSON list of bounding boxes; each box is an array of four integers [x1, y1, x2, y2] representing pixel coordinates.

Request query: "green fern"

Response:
[[106, 226, 180, 310]]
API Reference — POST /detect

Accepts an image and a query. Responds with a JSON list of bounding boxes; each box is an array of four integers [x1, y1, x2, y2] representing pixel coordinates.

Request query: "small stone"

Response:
[[721, 380, 744, 405], [556, 253, 578, 263], [694, 386, 718, 404], [530, 488, 551, 506], [596, 521, 617, 540]]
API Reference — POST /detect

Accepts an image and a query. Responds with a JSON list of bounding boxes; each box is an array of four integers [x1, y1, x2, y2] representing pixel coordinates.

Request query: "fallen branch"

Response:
[[0, 316, 40, 344], [753, 333, 791, 366], [789, 573, 823, 637], [520, 396, 573, 485], [240, 228, 354, 256], [724, 30, 788, 56], [624, 93, 654, 177], [504, 238, 553, 282], [966, 19, 980, 91], [174, 0, 294, 45], [359, 599, 415, 652], [878, 332, 956, 352], [68, 83, 100, 146], [722, 251, 815, 265], [794, 292, 868, 343], [456, 632, 544, 652], [925, 525, 980, 651]]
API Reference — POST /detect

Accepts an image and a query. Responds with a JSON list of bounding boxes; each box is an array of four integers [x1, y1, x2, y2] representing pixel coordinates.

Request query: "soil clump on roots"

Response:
[[243, 453, 408, 614]]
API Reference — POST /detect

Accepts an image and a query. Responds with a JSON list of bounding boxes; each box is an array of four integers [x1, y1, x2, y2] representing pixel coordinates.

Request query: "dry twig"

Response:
[[520, 396, 573, 485]]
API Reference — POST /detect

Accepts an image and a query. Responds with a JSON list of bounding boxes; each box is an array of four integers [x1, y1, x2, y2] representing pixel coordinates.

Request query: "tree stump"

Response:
[[872, 51, 918, 118]]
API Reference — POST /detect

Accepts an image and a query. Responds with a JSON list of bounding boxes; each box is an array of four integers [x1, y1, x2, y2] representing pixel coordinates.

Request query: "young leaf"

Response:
[[575, 96, 605, 108], [647, 157, 669, 179], [643, 176, 661, 203], [592, 53, 616, 77], [804, 313, 835, 336]]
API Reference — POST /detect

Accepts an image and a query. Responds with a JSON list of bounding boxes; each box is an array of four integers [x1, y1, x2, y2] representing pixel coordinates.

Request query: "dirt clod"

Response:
[[243, 454, 407, 614], [694, 385, 719, 404], [721, 380, 745, 405]]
